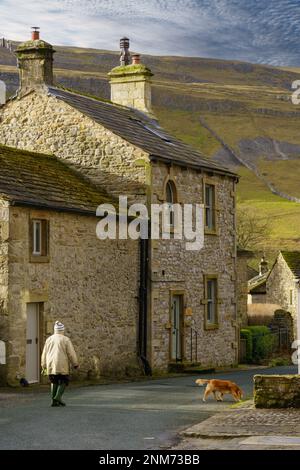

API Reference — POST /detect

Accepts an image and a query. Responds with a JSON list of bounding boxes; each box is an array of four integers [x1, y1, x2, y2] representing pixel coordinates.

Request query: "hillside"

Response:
[[1, 44, 300, 252]]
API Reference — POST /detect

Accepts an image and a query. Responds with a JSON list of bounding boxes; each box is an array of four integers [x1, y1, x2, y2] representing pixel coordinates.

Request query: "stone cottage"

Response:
[[0, 30, 239, 382], [0, 145, 139, 385], [267, 251, 300, 337]]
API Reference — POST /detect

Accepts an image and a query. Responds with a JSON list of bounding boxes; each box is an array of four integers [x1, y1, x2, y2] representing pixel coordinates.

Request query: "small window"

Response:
[[165, 180, 177, 227], [204, 276, 218, 328], [290, 289, 294, 306], [204, 183, 216, 232], [31, 219, 49, 259], [33, 220, 42, 255]]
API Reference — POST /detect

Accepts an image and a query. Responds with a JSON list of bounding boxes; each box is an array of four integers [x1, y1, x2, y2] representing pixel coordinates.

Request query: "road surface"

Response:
[[0, 365, 296, 450]]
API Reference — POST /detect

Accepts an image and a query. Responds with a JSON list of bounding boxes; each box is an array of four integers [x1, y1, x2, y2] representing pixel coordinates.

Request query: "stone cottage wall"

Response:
[[6, 206, 140, 384], [266, 254, 297, 333], [0, 91, 150, 203], [0, 201, 9, 385], [150, 162, 237, 371]]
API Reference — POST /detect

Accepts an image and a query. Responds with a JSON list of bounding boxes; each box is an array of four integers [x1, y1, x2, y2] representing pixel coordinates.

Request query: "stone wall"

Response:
[[254, 374, 300, 408], [5, 206, 140, 384], [0, 91, 150, 203], [0, 201, 9, 384], [266, 253, 297, 334], [150, 161, 237, 370]]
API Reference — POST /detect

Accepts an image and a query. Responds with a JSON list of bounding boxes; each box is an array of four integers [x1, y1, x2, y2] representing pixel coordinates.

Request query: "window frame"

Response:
[[203, 274, 219, 330], [166, 180, 176, 228], [163, 178, 179, 234], [32, 220, 42, 256], [203, 179, 218, 235], [30, 219, 50, 263]]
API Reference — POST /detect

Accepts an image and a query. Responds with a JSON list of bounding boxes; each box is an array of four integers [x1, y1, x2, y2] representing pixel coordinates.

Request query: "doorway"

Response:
[[26, 303, 40, 383], [170, 294, 184, 361]]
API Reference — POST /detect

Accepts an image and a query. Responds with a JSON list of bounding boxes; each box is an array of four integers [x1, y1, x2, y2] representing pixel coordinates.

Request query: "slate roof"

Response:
[[281, 251, 300, 279], [0, 145, 113, 214], [48, 87, 237, 178], [247, 265, 259, 281], [248, 272, 268, 294]]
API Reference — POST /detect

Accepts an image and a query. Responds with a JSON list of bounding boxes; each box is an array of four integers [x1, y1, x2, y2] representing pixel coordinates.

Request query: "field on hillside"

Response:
[[1, 44, 300, 252]]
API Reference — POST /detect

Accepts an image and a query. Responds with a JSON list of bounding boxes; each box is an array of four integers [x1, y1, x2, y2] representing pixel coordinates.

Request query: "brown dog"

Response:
[[195, 379, 243, 402]]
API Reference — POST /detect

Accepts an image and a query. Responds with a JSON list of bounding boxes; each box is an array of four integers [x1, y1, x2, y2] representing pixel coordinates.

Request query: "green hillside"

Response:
[[1, 44, 300, 252]]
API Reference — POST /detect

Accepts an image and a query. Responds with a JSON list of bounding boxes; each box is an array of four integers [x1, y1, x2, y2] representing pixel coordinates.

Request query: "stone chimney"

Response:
[[259, 256, 269, 275], [15, 28, 55, 95], [0, 80, 6, 105], [108, 38, 153, 115]]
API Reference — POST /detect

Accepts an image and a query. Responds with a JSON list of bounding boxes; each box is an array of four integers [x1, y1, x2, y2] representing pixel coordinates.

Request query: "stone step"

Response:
[[182, 366, 215, 374], [168, 362, 215, 374]]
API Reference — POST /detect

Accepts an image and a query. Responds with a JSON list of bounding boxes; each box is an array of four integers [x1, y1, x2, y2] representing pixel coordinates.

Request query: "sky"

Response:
[[1, 0, 300, 66]]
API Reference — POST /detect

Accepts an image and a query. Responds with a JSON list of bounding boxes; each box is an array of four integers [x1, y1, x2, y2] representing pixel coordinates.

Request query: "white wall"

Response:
[[0, 80, 6, 105]]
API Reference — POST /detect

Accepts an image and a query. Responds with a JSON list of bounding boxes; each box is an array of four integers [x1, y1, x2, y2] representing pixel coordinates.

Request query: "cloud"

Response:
[[0, 0, 300, 65]]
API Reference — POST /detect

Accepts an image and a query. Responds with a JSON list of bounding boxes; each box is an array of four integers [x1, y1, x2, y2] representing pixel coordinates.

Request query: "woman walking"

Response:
[[41, 321, 79, 407]]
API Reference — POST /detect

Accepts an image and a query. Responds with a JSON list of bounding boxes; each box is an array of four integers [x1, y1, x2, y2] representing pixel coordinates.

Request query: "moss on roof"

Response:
[[108, 64, 153, 78], [0, 144, 114, 214], [281, 251, 300, 279], [16, 39, 53, 51]]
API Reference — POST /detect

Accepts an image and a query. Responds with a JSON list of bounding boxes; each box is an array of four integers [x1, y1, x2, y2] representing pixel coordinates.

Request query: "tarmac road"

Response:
[[0, 365, 296, 450]]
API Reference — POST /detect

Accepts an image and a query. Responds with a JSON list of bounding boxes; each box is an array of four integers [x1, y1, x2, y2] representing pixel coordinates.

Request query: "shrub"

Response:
[[246, 326, 276, 362]]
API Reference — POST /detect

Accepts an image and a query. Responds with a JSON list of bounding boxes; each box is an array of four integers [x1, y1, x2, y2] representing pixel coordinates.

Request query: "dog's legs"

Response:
[[217, 392, 223, 402], [203, 386, 211, 402]]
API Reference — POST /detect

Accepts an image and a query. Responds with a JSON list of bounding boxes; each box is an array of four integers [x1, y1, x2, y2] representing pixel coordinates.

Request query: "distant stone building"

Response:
[[0, 30, 239, 384], [267, 251, 300, 336], [248, 257, 270, 304]]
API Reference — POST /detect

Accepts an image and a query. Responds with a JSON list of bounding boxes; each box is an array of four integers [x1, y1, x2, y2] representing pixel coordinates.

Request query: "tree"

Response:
[[237, 208, 271, 250]]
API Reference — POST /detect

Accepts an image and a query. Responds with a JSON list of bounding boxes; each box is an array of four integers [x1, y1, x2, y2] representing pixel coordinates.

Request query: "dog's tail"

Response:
[[195, 379, 210, 386]]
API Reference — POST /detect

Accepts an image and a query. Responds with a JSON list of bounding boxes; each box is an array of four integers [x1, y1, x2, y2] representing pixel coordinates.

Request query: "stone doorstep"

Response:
[[182, 407, 300, 439]]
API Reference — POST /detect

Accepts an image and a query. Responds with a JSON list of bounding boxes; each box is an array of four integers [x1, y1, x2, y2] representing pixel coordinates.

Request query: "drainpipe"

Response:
[[138, 238, 152, 375]]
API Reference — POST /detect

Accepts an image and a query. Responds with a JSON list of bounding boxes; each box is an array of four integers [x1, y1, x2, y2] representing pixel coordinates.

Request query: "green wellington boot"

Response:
[[51, 383, 59, 407], [54, 383, 66, 406]]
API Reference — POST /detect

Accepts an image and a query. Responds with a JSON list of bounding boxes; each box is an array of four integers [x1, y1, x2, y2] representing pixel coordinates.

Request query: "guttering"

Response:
[[10, 199, 97, 217], [149, 154, 239, 180]]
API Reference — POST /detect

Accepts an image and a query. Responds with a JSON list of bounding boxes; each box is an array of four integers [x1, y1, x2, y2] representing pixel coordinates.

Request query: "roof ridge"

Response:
[[48, 87, 237, 178]]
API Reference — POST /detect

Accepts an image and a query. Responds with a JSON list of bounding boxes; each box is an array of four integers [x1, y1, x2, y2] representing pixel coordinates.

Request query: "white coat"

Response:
[[41, 332, 78, 375]]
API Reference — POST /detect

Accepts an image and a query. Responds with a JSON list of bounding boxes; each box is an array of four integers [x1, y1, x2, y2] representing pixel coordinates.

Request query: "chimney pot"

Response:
[[120, 37, 130, 66], [132, 54, 141, 65], [31, 27, 40, 41], [16, 30, 54, 94], [109, 39, 154, 115]]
